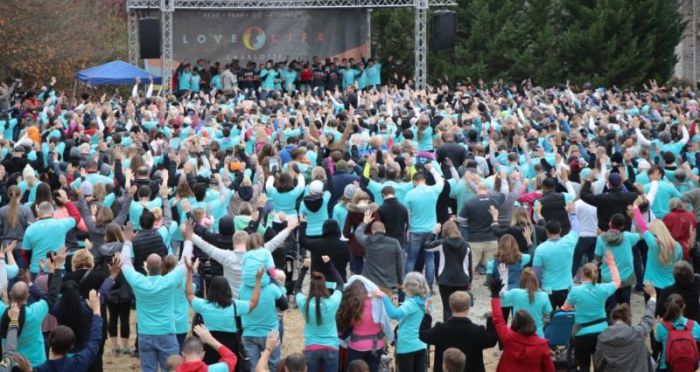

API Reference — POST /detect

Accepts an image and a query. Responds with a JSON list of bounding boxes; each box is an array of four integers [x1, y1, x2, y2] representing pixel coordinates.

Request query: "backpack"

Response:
[[662, 319, 699, 372]]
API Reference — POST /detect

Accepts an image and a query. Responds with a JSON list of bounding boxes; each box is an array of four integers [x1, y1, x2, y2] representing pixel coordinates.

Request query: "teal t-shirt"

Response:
[[241, 249, 275, 288], [448, 179, 476, 216], [566, 282, 617, 336], [192, 297, 251, 333], [405, 182, 444, 233], [129, 198, 163, 230], [642, 231, 682, 289], [22, 218, 77, 273], [382, 296, 427, 354], [643, 182, 681, 218], [295, 290, 342, 348], [239, 283, 285, 338], [533, 232, 579, 292], [299, 191, 331, 236], [332, 202, 349, 233], [266, 181, 305, 216], [655, 316, 700, 368], [501, 288, 552, 337], [123, 265, 185, 335], [595, 232, 640, 283]]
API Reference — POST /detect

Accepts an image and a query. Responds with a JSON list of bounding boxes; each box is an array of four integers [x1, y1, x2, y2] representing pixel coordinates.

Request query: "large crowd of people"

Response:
[[0, 59, 698, 372]]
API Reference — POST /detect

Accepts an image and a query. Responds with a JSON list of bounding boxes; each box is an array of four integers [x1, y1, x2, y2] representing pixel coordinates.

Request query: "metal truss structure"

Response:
[[127, 0, 455, 92]]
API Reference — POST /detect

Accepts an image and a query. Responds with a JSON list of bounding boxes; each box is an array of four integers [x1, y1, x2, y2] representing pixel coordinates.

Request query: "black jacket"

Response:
[[132, 229, 167, 275], [299, 220, 350, 282], [580, 181, 638, 231], [424, 235, 472, 287], [419, 314, 498, 372], [377, 197, 409, 247], [656, 275, 700, 322]]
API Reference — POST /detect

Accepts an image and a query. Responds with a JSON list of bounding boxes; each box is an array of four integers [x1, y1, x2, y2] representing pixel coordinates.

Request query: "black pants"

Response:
[[438, 284, 468, 321], [574, 333, 599, 372], [396, 349, 427, 372], [107, 301, 131, 338], [605, 286, 631, 314], [549, 289, 569, 309], [347, 349, 382, 372], [633, 240, 649, 290], [572, 237, 597, 277]]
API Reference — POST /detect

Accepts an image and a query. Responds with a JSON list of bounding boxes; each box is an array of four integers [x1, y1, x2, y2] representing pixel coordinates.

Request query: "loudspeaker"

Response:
[[139, 18, 161, 59], [430, 11, 456, 51]]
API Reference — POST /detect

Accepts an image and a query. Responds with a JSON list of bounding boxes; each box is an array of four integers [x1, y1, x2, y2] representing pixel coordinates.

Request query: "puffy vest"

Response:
[[539, 192, 570, 235]]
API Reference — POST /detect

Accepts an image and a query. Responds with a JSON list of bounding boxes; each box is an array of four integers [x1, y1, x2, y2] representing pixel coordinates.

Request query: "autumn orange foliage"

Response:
[[0, 0, 127, 86]]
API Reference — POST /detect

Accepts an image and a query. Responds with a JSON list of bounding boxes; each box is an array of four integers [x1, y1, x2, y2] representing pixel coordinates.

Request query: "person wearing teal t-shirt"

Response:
[[644, 166, 681, 219], [22, 201, 78, 275], [294, 259, 344, 372], [532, 211, 579, 308], [374, 272, 429, 372], [404, 165, 444, 288], [655, 293, 700, 370], [119, 224, 194, 372], [594, 213, 640, 312], [562, 252, 620, 372], [500, 268, 553, 337], [187, 264, 262, 365]]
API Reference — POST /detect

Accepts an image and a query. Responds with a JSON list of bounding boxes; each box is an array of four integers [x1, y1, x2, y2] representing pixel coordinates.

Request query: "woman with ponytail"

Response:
[[594, 213, 641, 311], [0, 185, 34, 253], [562, 252, 620, 372], [655, 294, 700, 370], [629, 197, 683, 295], [500, 268, 552, 337], [294, 257, 344, 372]]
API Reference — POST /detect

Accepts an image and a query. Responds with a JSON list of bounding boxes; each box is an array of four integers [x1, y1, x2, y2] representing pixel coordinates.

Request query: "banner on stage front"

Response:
[[172, 10, 370, 64]]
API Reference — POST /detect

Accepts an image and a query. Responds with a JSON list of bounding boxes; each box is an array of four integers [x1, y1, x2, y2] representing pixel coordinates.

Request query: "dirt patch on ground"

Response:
[[102, 273, 645, 371]]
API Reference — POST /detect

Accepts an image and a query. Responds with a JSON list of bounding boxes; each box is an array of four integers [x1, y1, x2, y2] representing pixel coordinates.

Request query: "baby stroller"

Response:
[[544, 310, 577, 372]]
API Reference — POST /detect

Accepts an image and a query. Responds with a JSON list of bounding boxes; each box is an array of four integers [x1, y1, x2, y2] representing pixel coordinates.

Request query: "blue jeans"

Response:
[[350, 254, 364, 275], [244, 335, 281, 371], [138, 334, 179, 372], [304, 349, 339, 372], [406, 232, 435, 286]]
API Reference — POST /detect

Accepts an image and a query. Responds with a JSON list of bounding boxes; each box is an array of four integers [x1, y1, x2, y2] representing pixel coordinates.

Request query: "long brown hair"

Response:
[[495, 234, 521, 264], [305, 272, 331, 326], [441, 220, 462, 239], [6, 186, 21, 229], [336, 281, 367, 331], [520, 268, 539, 304], [105, 223, 124, 243], [510, 207, 532, 228]]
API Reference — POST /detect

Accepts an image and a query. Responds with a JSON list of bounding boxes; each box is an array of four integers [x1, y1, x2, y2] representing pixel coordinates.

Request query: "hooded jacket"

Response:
[[299, 220, 350, 282], [491, 298, 554, 372], [343, 201, 380, 256], [594, 298, 655, 372]]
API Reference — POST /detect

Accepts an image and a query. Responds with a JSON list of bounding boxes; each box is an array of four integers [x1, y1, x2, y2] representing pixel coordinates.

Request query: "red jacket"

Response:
[[491, 298, 554, 372], [176, 345, 237, 372], [663, 209, 697, 258]]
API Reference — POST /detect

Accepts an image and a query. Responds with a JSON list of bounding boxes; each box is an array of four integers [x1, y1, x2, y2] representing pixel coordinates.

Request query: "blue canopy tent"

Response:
[[75, 60, 161, 86]]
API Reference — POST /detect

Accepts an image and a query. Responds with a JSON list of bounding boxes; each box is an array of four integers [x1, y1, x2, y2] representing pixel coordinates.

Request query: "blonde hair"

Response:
[[247, 233, 264, 251], [71, 249, 94, 271], [510, 207, 532, 228], [582, 263, 598, 283], [403, 272, 429, 298], [238, 202, 253, 216], [648, 220, 678, 265], [233, 231, 249, 246], [151, 207, 163, 221], [311, 166, 326, 181]]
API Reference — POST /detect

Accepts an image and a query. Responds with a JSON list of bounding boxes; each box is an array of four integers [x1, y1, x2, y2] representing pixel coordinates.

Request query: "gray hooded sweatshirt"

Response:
[[593, 297, 655, 372]]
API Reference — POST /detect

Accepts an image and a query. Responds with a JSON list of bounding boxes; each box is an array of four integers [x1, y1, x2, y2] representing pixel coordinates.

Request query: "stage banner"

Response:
[[172, 9, 370, 64]]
